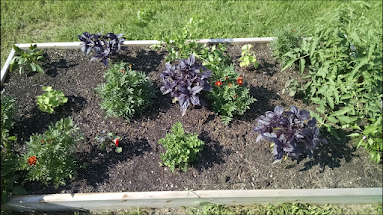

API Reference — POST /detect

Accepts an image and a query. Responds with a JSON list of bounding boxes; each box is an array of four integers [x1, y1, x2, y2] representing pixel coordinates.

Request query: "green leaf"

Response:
[[347, 133, 360, 137], [326, 96, 334, 109], [363, 126, 378, 135], [115, 147, 122, 153], [309, 37, 319, 58], [1, 168, 13, 177], [19, 66, 24, 74], [316, 104, 325, 114], [9, 62, 19, 73], [281, 59, 296, 72], [337, 115, 357, 125], [299, 58, 305, 74], [61, 97, 68, 104], [350, 57, 368, 78], [329, 126, 340, 140], [35, 64, 44, 73], [29, 63, 37, 71], [13, 45, 24, 56], [332, 106, 353, 116], [348, 32, 361, 43], [327, 116, 338, 124]]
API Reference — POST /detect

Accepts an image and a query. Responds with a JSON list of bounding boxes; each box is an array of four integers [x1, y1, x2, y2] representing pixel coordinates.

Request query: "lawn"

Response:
[[1, 0, 381, 68]]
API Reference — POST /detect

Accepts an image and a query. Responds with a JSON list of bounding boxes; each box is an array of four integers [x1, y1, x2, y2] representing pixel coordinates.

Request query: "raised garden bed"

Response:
[[1, 38, 382, 212]]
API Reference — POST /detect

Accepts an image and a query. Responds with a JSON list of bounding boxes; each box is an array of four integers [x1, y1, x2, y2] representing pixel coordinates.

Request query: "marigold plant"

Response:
[[17, 117, 83, 188], [207, 64, 256, 125]]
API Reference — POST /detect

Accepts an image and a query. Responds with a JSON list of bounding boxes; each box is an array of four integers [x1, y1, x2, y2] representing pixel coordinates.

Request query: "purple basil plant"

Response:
[[160, 55, 212, 116], [254, 106, 327, 163], [78, 32, 125, 66]]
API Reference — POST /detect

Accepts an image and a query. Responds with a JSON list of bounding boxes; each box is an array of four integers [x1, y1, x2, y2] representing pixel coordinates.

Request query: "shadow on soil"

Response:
[[72, 137, 153, 190], [12, 95, 86, 144], [113, 48, 165, 75], [42, 55, 79, 78], [193, 130, 232, 172], [298, 127, 356, 172], [236, 85, 281, 122]]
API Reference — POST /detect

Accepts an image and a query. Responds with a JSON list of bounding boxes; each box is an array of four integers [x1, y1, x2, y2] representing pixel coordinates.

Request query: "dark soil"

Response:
[[2, 43, 381, 195]]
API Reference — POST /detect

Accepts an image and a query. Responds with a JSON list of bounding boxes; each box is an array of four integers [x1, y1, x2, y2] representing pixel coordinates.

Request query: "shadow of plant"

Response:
[[298, 127, 356, 172], [192, 130, 231, 173], [12, 95, 86, 145], [42, 54, 78, 78]]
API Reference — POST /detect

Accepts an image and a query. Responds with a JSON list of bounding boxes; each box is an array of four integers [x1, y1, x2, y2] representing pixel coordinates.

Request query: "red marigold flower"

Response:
[[113, 138, 119, 147], [225, 76, 228, 80], [28, 156, 37, 166], [234, 95, 237, 98], [228, 83, 233, 87], [41, 140, 44, 143], [237, 78, 243, 85], [215, 81, 222, 87]]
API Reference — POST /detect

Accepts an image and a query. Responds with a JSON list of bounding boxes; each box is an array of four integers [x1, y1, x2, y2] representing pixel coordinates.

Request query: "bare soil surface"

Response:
[[2, 43, 381, 195]]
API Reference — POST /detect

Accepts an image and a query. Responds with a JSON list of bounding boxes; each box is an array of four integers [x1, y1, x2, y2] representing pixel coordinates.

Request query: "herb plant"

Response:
[[9, 44, 45, 74], [36, 86, 68, 114], [239, 44, 259, 69], [278, 4, 382, 162], [158, 121, 204, 172], [17, 117, 83, 188], [281, 78, 301, 97], [160, 55, 212, 116], [95, 131, 122, 153], [78, 32, 126, 66], [96, 61, 154, 121], [207, 64, 256, 125], [254, 106, 327, 163]]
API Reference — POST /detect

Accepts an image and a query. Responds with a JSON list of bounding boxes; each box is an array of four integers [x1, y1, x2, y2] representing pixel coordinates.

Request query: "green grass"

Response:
[[1, 1, 381, 68], [3, 203, 381, 215]]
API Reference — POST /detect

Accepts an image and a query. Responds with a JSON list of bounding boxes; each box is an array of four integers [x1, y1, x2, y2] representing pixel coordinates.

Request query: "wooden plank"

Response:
[[1, 37, 274, 85], [3, 188, 382, 212], [1, 48, 15, 85]]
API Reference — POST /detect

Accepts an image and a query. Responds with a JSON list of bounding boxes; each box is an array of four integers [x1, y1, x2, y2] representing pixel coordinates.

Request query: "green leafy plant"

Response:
[[207, 64, 256, 125], [1, 93, 27, 205], [348, 114, 382, 163], [17, 117, 83, 188], [281, 78, 301, 97], [158, 122, 204, 172], [95, 131, 122, 153], [269, 24, 304, 66], [239, 44, 259, 69], [95, 61, 155, 121], [278, 3, 382, 162], [36, 86, 68, 114], [9, 44, 45, 74]]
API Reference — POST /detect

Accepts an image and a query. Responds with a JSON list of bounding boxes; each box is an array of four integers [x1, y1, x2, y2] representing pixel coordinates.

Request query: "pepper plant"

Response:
[[36, 86, 68, 114], [95, 131, 122, 153], [9, 44, 45, 74], [158, 121, 204, 172]]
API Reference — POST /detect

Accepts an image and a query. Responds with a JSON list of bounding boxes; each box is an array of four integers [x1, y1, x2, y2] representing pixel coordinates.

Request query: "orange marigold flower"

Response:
[[234, 95, 237, 98], [225, 76, 228, 80], [293, 29, 296, 32], [228, 83, 233, 87], [41, 140, 44, 143], [215, 81, 222, 87], [237, 78, 243, 85], [121, 70, 125, 73], [129, 64, 132, 68], [28, 156, 37, 166]]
